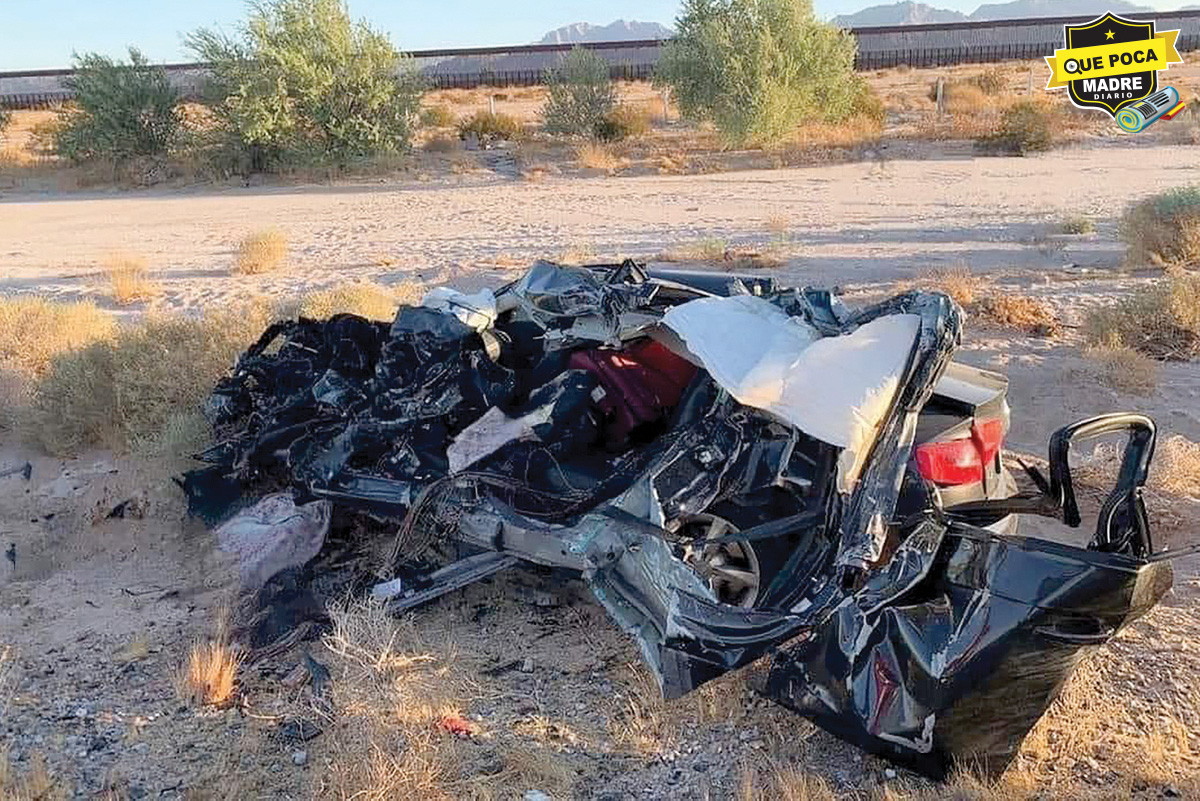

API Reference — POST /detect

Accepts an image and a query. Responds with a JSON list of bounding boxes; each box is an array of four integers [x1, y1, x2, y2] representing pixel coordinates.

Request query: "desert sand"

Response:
[[1, 142, 1199, 798]]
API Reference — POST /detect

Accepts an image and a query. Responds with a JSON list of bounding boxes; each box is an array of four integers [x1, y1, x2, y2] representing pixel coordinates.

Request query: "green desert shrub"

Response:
[[187, 0, 423, 172], [1119, 186, 1200, 267], [542, 47, 617, 138], [654, 0, 873, 146], [53, 48, 182, 163]]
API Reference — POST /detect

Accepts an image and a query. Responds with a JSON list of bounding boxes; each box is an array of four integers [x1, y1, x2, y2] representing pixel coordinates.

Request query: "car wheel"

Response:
[[674, 513, 762, 608]]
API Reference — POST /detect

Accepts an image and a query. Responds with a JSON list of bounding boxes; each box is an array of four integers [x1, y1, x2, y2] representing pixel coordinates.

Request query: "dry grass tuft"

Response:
[[0, 645, 14, 719], [422, 135, 460, 154], [882, 769, 1039, 801], [605, 103, 655, 139], [766, 214, 791, 243], [738, 762, 838, 801], [103, 253, 158, 305], [0, 751, 65, 801], [1083, 341, 1159, 395], [657, 236, 786, 270], [656, 151, 691, 175], [234, 229, 288, 275], [1082, 272, 1200, 361], [910, 266, 980, 307], [1120, 186, 1200, 268], [609, 663, 677, 756], [27, 301, 274, 455], [557, 241, 596, 266], [1060, 215, 1096, 235], [775, 114, 884, 158], [902, 272, 1060, 337], [972, 293, 1061, 337], [298, 282, 421, 322], [575, 141, 624, 172], [658, 237, 730, 263], [420, 104, 458, 129], [317, 599, 576, 800], [1008, 655, 1200, 799], [457, 110, 523, 142], [178, 640, 241, 707], [1155, 435, 1200, 498], [0, 296, 116, 378]]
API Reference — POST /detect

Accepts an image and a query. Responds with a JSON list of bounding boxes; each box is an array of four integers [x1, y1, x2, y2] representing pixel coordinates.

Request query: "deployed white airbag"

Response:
[[661, 295, 920, 488]]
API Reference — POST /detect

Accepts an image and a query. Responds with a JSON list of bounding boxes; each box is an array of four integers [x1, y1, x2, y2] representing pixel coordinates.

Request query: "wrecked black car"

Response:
[[184, 260, 1178, 779]]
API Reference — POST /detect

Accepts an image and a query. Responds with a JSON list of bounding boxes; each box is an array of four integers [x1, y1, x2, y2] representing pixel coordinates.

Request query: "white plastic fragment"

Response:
[[422, 286, 498, 331], [446, 404, 555, 474], [215, 494, 332, 590], [370, 577, 405, 601], [662, 295, 920, 489]]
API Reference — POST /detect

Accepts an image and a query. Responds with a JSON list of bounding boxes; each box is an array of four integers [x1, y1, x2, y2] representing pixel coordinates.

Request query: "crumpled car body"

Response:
[[185, 261, 1179, 779]]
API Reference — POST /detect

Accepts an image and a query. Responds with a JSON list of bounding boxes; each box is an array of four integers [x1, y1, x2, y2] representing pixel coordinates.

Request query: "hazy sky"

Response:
[[0, 0, 1189, 70]]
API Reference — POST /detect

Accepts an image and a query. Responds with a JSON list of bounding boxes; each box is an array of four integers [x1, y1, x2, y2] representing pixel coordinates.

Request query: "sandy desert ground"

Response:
[[1, 136, 1200, 799]]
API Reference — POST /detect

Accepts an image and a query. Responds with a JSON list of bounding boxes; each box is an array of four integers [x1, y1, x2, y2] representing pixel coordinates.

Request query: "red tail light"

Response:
[[914, 418, 1005, 486]]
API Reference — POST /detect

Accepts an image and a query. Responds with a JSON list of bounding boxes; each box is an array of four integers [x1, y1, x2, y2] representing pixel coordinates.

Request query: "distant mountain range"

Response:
[[537, 20, 673, 45], [834, 0, 1155, 27]]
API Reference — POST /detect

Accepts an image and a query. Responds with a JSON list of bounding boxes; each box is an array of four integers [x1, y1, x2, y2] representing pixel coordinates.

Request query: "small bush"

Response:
[[596, 104, 653, 142], [235, 229, 287, 275], [1062, 215, 1096, 235], [27, 303, 273, 455], [970, 67, 1007, 95], [658, 238, 729, 263], [542, 47, 617, 138], [977, 100, 1053, 155], [575, 141, 623, 171], [0, 108, 11, 143], [1084, 342, 1158, 395], [457, 110, 522, 142], [1083, 272, 1200, 361], [943, 83, 991, 114], [656, 0, 871, 146], [298, 282, 418, 321], [1120, 186, 1200, 267], [913, 266, 978, 307], [0, 297, 116, 377], [973, 293, 1061, 337], [1156, 435, 1200, 498], [54, 48, 181, 164], [420, 105, 457, 128], [104, 254, 158, 305], [422, 134, 460, 153]]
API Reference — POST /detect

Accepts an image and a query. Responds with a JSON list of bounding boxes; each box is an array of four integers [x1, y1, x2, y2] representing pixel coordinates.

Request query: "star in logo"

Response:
[[1105, 30, 1115, 40]]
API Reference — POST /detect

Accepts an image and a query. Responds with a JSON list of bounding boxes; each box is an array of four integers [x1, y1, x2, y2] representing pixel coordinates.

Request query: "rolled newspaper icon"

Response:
[[1116, 86, 1181, 133]]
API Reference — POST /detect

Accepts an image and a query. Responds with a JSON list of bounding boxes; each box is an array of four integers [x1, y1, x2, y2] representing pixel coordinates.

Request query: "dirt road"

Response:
[[1, 145, 1197, 313]]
